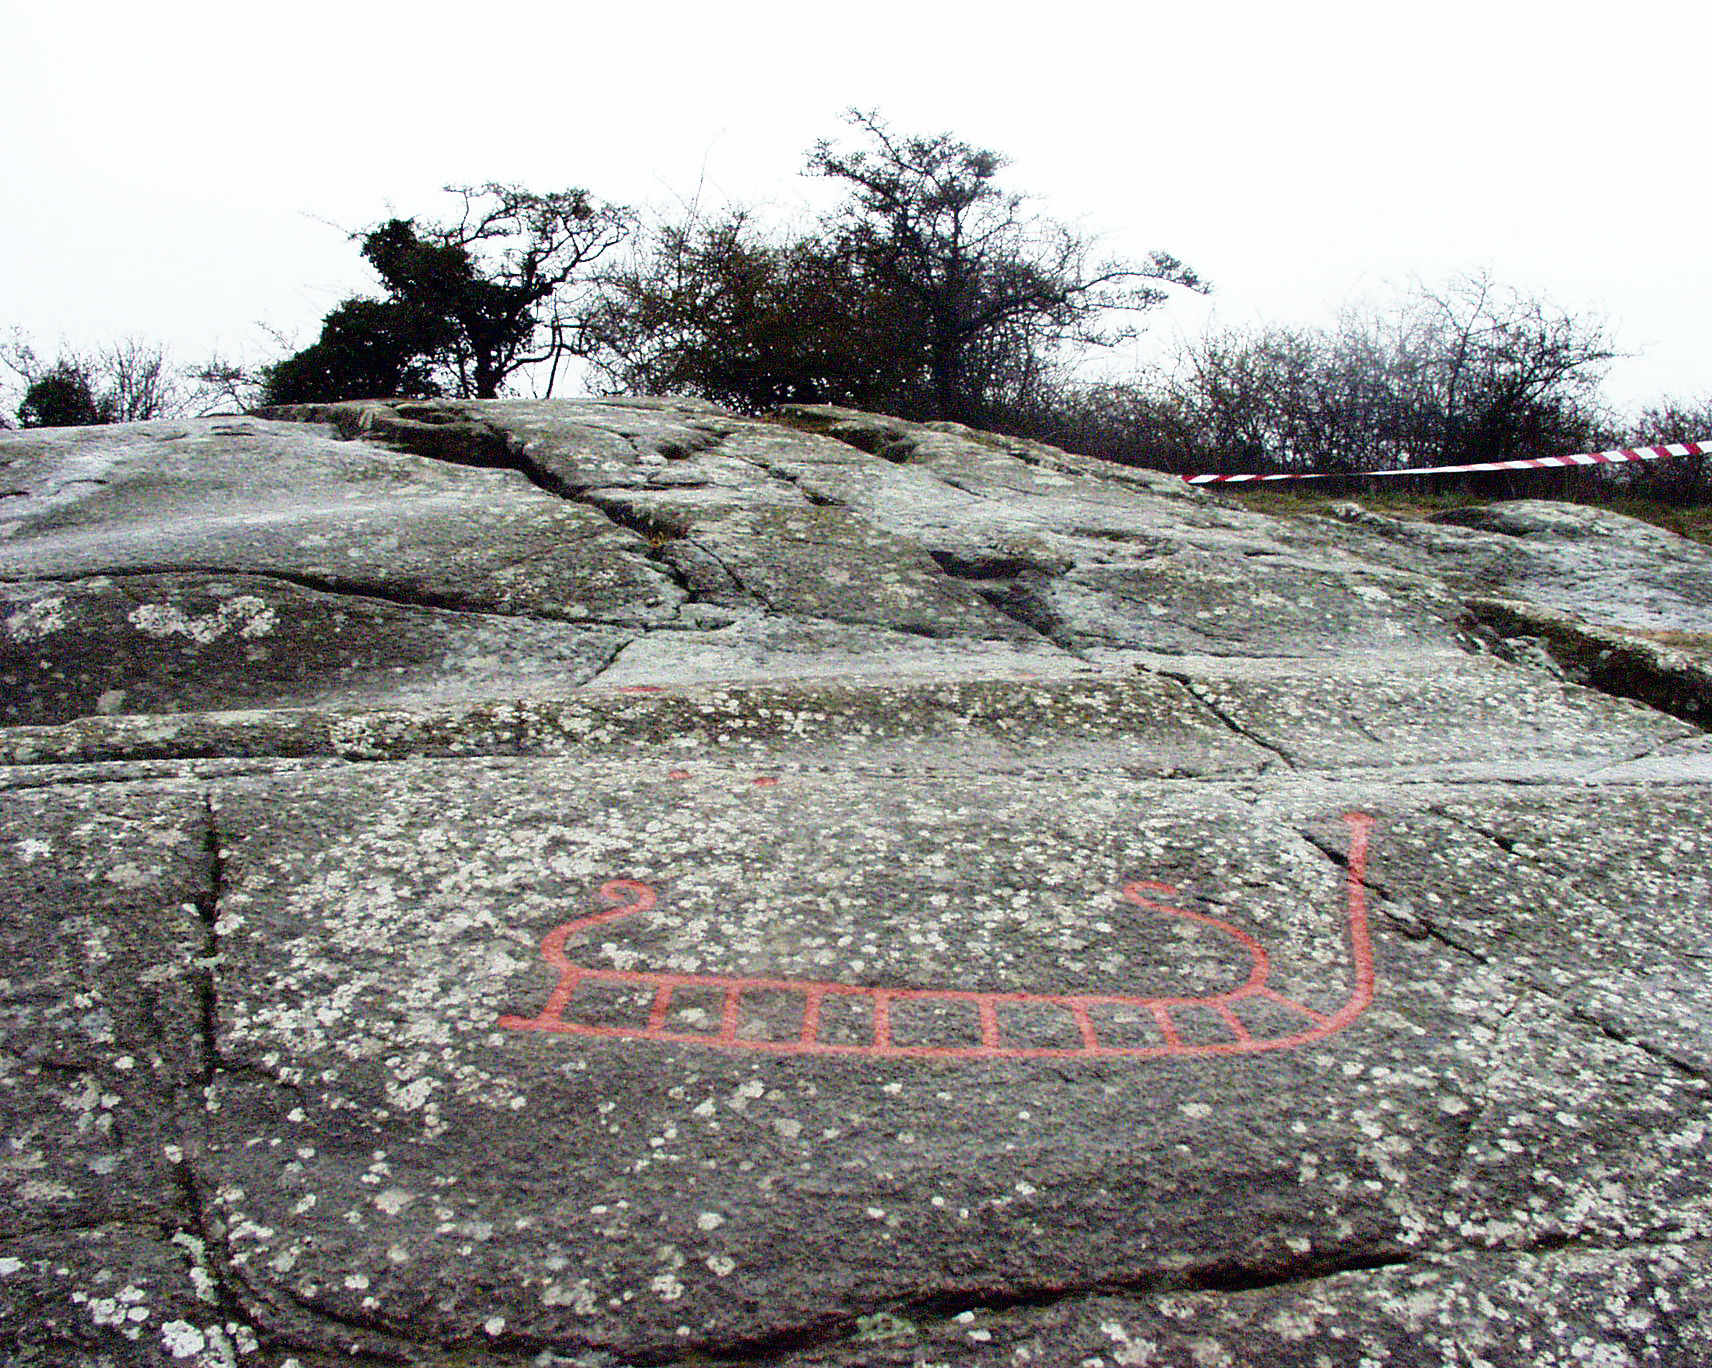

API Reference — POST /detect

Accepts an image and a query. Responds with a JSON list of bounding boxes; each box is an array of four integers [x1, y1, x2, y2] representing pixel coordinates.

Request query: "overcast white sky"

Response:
[[4, 0, 1705, 413]]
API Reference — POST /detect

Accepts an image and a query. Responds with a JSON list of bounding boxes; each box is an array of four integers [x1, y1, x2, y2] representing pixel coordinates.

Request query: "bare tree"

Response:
[[183, 354, 266, 415], [2, 332, 187, 427], [1135, 274, 1616, 477], [99, 338, 185, 422], [807, 110, 1205, 426], [1614, 396, 1712, 504], [1387, 272, 1616, 466]]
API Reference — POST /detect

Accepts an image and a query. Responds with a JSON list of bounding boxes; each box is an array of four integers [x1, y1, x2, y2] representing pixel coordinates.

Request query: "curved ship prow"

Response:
[[500, 814, 1376, 1061]]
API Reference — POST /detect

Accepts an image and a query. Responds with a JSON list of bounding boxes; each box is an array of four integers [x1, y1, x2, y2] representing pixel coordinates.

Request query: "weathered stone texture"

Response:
[[3, 397, 1710, 1366]]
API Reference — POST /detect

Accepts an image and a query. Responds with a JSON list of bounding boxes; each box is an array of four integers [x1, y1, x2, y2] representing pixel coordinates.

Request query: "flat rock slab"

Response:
[[3, 399, 1710, 1366], [1326, 498, 1712, 634], [0, 573, 631, 724], [785, 1239, 1712, 1366]]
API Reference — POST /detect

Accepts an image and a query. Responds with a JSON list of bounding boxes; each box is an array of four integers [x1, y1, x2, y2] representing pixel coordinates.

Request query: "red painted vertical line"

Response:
[[719, 986, 742, 1042], [1150, 1003, 1182, 1048], [1214, 1003, 1252, 1043], [1327, 813, 1376, 1029], [872, 991, 892, 1050], [1070, 1001, 1099, 1051], [800, 989, 824, 1045], [647, 983, 673, 1033], [978, 1000, 1001, 1051], [536, 970, 583, 1027]]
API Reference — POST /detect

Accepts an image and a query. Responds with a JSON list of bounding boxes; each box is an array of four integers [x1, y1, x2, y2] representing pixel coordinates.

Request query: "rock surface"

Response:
[[2, 397, 1710, 1366]]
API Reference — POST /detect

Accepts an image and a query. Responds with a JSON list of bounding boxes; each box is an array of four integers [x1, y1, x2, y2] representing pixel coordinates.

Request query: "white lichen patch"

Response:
[[5, 595, 70, 639], [374, 1186, 415, 1215], [127, 596, 277, 644], [541, 1279, 599, 1314], [158, 1320, 207, 1358], [649, 1272, 684, 1301]]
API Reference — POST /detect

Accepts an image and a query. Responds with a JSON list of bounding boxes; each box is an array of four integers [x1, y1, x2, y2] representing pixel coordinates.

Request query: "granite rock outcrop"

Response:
[[2, 398, 1709, 1367]]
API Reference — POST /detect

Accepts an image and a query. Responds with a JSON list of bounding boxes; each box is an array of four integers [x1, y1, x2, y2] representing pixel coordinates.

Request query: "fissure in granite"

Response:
[[126, 790, 269, 1368], [5, 399, 1711, 1367], [1464, 598, 1712, 731], [315, 400, 1085, 644], [1309, 813, 1712, 1086], [1158, 670, 1300, 770], [2, 564, 580, 626]]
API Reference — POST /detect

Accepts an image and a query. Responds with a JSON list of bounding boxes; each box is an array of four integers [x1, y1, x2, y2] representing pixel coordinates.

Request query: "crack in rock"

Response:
[[7, 400, 1712, 1368], [1465, 596, 1712, 730], [1157, 670, 1298, 770], [1, 565, 603, 627]]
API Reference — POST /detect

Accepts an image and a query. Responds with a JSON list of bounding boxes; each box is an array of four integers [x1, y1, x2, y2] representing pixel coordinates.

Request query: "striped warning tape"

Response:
[[1184, 439, 1712, 484]]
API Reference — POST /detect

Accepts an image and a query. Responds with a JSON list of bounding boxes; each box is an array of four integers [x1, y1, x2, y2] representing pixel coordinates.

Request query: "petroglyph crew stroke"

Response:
[[501, 814, 1377, 1060]]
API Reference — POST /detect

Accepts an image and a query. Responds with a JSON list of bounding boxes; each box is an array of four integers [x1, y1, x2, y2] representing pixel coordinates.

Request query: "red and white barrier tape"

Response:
[[1184, 440, 1712, 485]]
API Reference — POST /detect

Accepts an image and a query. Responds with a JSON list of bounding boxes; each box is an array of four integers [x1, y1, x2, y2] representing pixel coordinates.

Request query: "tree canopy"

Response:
[[3, 335, 188, 427], [581, 208, 920, 414], [1019, 272, 1621, 487], [263, 184, 630, 405], [1154, 273, 1617, 477], [583, 111, 1205, 426], [260, 298, 451, 407], [807, 111, 1204, 425], [16, 363, 110, 428]]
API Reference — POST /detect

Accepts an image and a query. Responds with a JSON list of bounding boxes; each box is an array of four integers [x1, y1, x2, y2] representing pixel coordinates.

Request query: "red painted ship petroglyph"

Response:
[[501, 814, 1376, 1060]]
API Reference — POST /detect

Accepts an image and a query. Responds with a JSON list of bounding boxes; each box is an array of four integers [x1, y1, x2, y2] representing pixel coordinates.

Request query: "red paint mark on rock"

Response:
[[612, 684, 665, 694], [752, 776, 781, 787], [500, 815, 1377, 1062], [667, 769, 692, 781]]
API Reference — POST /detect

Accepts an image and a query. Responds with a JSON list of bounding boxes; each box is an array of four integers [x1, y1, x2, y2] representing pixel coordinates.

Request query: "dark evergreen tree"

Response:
[[265, 184, 630, 404], [261, 299, 450, 405], [17, 362, 111, 427]]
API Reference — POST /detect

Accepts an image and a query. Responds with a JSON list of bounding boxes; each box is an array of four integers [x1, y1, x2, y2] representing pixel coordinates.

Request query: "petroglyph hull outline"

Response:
[[500, 813, 1375, 1060]]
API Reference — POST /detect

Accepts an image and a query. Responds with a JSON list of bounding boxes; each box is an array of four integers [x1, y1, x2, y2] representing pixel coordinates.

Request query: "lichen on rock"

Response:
[[3, 399, 1711, 1366]]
